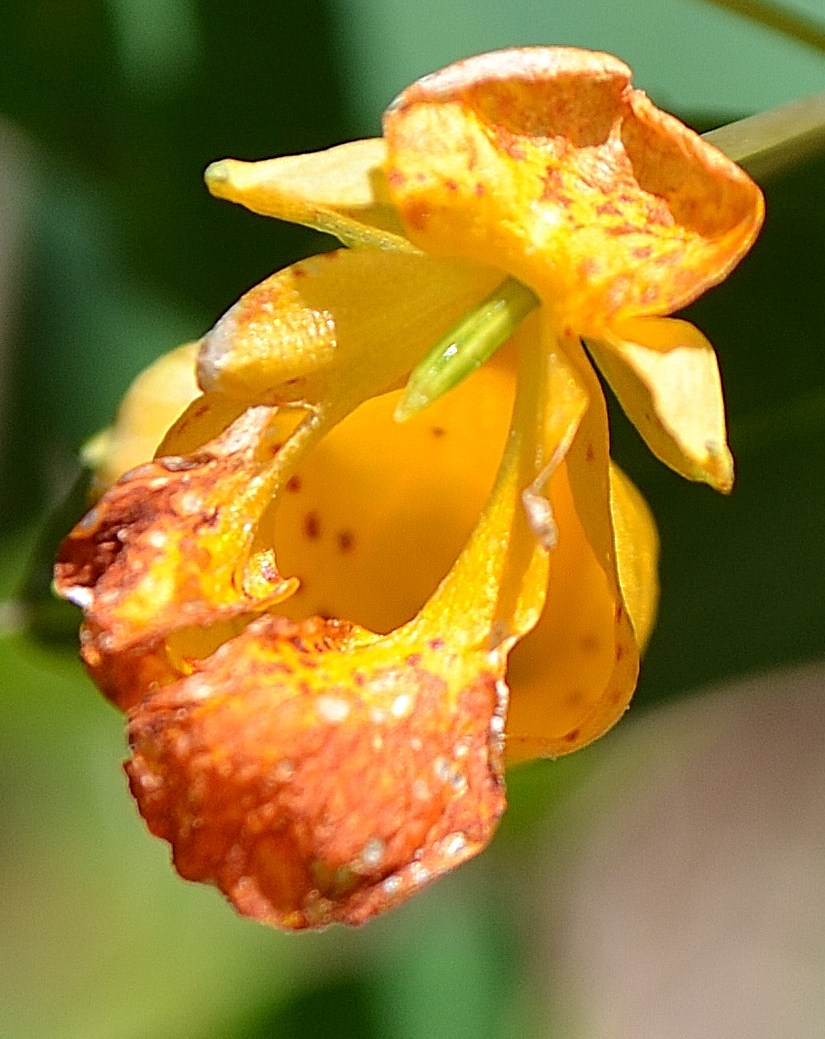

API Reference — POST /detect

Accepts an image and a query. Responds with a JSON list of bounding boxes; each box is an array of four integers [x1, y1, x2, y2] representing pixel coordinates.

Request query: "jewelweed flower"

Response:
[[54, 48, 763, 930]]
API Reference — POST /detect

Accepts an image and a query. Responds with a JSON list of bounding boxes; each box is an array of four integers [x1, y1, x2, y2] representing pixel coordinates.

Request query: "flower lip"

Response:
[[125, 612, 508, 929]]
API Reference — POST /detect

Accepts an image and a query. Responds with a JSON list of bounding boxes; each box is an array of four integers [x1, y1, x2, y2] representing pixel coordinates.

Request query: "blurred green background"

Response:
[[1, 2, 824, 1037]]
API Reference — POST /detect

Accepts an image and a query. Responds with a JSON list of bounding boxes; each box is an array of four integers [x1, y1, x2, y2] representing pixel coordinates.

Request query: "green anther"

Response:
[[394, 277, 539, 422]]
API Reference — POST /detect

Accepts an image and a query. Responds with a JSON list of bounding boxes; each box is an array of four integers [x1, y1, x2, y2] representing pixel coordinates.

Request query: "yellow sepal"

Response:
[[197, 248, 503, 422], [588, 316, 734, 492], [205, 139, 412, 250]]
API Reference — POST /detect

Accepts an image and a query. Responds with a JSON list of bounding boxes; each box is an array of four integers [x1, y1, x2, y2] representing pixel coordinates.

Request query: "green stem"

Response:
[[703, 89, 825, 178]]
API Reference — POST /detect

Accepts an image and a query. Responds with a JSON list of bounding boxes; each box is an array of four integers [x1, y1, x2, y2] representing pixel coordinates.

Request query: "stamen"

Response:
[[393, 277, 538, 422]]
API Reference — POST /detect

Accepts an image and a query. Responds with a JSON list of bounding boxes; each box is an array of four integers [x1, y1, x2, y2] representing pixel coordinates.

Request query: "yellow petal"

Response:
[[197, 248, 502, 420], [490, 315, 590, 643], [587, 316, 734, 492], [505, 340, 650, 762], [414, 319, 554, 652], [384, 47, 763, 327], [263, 313, 578, 655], [265, 355, 515, 634], [83, 342, 200, 494], [205, 139, 412, 250], [609, 464, 659, 652]]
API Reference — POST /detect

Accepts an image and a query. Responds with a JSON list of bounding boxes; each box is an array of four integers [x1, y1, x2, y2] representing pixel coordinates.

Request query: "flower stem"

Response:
[[704, 89, 825, 178]]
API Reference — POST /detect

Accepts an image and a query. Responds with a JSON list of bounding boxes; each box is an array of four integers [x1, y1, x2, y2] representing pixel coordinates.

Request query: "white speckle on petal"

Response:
[[358, 837, 386, 871], [441, 831, 467, 858], [146, 529, 169, 549], [382, 874, 402, 896], [316, 695, 350, 724], [64, 586, 94, 609], [391, 693, 412, 718], [410, 862, 430, 886]]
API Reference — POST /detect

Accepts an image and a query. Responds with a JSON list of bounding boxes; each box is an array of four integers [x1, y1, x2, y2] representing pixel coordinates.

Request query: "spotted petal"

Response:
[[384, 47, 764, 328], [126, 611, 506, 930], [54, 406, 301, 709], [196, 247, 502, 421]]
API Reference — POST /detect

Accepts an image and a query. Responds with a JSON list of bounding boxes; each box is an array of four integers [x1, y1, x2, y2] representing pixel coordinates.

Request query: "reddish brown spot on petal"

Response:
[[285, 475, 302, 493], [578, 258, 600, 280], [430, 426, 446, 438], [494, 125, 526, 161], [541, 166, 564, 200], [303, 511, 322, 540], [401, 199, 430, 233], [259, 556, 281, 585], [336, 530, 355, 553]]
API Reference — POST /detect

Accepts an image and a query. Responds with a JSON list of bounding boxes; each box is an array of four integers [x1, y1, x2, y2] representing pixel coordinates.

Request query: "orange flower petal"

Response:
[[126, 613, 506, 930], [56, 301, 566, 928], [384, 47, 764, 328], [54, 406, 301, 709]]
